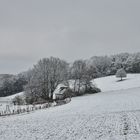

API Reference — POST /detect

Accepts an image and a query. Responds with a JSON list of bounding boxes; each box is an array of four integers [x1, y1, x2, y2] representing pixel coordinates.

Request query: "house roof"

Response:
[[53, 84, 68, 95]]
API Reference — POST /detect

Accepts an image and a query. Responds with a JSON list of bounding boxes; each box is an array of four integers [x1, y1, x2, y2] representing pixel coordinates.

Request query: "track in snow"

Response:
[[1, 88, 140, 140]]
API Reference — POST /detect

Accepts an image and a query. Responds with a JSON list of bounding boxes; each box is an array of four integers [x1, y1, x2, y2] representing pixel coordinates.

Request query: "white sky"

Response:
[[0, 0, 140, 74]]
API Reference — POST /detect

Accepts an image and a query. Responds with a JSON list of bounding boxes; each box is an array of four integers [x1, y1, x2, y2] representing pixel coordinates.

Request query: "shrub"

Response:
[[85, 86, 101, 94], [13, 96, 24, 105]]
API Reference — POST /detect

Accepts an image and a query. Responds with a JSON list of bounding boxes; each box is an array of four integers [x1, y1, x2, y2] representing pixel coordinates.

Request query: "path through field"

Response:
[[1, 88, 140, 140]]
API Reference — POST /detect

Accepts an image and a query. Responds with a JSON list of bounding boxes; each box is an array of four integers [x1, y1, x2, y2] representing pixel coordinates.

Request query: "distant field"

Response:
[[94, 74, 140, 92]]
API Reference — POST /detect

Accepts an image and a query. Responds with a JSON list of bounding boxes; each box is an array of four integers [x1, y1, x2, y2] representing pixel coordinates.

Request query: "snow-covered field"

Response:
[[0, 92, 24, 104], [0, 74, 140, 140], [0, 92, 24, 111], [94, 74, 140, 92]]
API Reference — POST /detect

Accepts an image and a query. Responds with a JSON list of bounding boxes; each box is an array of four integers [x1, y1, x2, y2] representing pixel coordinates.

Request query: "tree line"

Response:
[[0, 52, 140, 101]]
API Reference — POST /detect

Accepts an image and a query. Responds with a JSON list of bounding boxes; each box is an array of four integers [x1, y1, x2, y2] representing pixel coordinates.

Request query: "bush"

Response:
[[63, 85, 101, 98], [24, 95, 48, 105], [85, 86, 101, 94], [32, 98, 47, 105], [13, 96, 24, 105], [25, 96, 35, 105]]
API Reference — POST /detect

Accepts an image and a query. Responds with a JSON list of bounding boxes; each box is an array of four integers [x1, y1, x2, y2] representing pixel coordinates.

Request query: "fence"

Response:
[[0, 98, 71, 117]]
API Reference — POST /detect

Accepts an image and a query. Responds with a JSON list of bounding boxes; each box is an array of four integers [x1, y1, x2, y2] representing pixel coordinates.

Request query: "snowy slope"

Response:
[[94, 74, 140, 92], [1, 88, 140, 139], [0, 92, 24, 111], [1, 74, 140, 139], [0, 92, 24, 101], [0, 92, 24, 104]]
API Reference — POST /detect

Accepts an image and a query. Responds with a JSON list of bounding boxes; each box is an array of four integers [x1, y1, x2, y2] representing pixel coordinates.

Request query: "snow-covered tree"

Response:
[[116, 68, 127, 81], [70, 60, 99, 94], [131, 53, 140, 73], [70, 60, 86, 94], [13, 95, 24, 105], [90, 56, 112, 76], [0, 74, 27, 97], [25, 57, 69, 102], [110, 53, 128, 75], [110, 52, 140, 74]]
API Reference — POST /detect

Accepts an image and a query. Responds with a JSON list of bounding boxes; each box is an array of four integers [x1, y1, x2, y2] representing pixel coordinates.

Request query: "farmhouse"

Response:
[[53, 84, 68, 100]]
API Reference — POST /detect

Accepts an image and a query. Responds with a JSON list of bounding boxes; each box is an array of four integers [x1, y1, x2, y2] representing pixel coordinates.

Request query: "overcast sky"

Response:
[[0, 0, 140, 74]]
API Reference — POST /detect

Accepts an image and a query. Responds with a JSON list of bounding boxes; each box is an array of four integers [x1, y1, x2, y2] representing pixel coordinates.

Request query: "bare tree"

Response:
[[25, 57, 68, 102], [70, 60, 86, 94], [83, 65, 98, 91]]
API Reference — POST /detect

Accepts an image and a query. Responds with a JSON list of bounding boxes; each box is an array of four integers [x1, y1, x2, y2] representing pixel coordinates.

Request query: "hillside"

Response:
[[0, 92, 24, 102], [1, 84, 140, 139], [1, 74, 140, 102], [94, 74, 140, 92], [1, 74, 140, 139]]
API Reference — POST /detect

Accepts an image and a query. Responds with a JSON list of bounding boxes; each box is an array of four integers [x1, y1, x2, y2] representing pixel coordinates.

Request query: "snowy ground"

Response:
[[0, 74, 140, 139], [94, 74, 140, 92], [0, 92, 24, 101], [0, 92, 24, 111]]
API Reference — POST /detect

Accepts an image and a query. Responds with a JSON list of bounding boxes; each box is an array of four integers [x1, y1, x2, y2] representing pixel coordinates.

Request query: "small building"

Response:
[[53, 84, 68, 100]]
